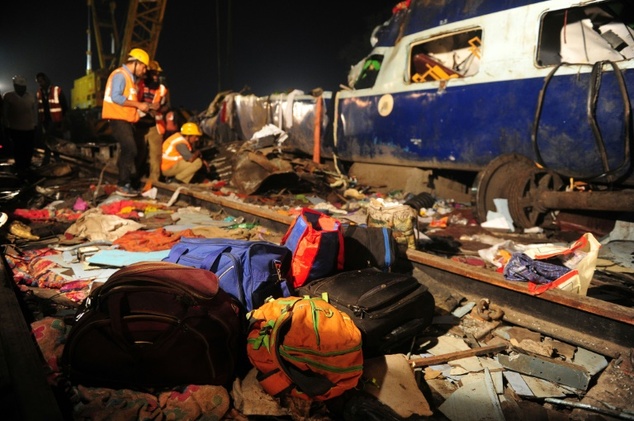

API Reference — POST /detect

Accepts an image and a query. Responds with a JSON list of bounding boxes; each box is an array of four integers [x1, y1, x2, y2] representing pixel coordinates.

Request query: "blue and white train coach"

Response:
[[334, 0, 634, 227]]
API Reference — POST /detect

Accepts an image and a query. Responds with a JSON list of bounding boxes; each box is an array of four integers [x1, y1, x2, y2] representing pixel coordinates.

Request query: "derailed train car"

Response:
[[202, 0, 634, 228], [335, 0, 634, 227]]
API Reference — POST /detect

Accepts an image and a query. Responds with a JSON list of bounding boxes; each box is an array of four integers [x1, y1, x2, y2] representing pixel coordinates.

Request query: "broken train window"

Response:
[[353, 54, 384, 89], [537, 0, 634, 66], [409, 28, 482, 83]]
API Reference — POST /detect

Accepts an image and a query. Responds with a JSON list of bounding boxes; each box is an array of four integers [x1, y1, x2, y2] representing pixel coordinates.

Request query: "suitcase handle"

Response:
[[200, 246, 234, 271]]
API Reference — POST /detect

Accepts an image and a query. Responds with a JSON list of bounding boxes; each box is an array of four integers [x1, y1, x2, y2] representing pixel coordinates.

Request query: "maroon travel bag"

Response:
[[62, 261, 246, 389]]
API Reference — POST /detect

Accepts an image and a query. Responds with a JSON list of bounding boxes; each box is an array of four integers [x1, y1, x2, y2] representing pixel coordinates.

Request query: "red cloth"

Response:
[[12, 209, 54, 221], [12, 208, 83, 222], [99, 200, 165, 219], [113, 228, 201, 252]]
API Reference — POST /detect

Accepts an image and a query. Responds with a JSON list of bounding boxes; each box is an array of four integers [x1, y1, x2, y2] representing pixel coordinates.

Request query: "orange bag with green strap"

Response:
[[246, 296, 363, 401]]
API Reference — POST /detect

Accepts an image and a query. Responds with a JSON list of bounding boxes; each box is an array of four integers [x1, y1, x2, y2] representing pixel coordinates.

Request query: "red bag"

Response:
[[281, 208, 344, 288]]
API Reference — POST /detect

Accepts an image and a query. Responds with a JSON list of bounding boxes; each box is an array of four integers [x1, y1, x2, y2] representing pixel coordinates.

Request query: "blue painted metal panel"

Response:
[[336, 70, 633, 179]]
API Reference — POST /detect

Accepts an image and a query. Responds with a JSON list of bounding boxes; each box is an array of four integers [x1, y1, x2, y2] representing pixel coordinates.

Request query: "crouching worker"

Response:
[[161, 122, 207, 184]]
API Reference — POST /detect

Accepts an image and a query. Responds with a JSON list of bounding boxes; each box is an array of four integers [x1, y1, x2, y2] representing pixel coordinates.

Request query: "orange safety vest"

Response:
[[138, 79, 169, 133], [152, 84, 168, 134], [36, 86, 64, 123], [161, 133, 191, 171], [102, 67, 140, 123]]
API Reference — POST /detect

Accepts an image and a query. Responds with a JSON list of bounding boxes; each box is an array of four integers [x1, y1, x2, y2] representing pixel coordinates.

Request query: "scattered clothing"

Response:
[[65, 208, 145, 242], [112, 227, 200, 252]]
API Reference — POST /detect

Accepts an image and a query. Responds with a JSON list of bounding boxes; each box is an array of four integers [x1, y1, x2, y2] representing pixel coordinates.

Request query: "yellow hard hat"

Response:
[[149, 60, 163, 72], [128, 48, 150, 66], [181, 122, 203, 136]]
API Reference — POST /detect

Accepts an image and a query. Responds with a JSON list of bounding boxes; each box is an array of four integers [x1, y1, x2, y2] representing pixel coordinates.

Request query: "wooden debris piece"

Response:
[[510, 337, 554, 358], [448, 353, 484, 375], [494, 325, 541, 343], [423, 335, 471, 355], [480, 356, 505, 372], [491, 369, 504, 394], [426, 377, 459, 401], [522, 375, 568, 398], [544, 337, 576, 361], [461, 314, 502, 341], [410, 344, 508, 368], [362, 354, 433, 418]]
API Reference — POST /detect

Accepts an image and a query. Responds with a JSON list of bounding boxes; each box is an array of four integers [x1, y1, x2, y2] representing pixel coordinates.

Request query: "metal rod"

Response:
[[539, 190, 634, 211], [545, 398, 634, 420]]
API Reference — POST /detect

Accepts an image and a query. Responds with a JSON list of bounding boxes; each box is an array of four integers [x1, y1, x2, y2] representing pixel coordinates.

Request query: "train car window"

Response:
[[538, 0, 634, 66], [409, 28, 482, 84], [353, 55, 384, 89]]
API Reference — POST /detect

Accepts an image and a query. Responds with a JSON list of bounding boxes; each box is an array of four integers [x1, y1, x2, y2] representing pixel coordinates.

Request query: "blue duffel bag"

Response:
[[163, 237, 293, 311]]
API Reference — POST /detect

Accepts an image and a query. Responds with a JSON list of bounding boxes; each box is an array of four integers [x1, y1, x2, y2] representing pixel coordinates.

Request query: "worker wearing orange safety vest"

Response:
[[35, 72, 68, 164], [103, 48, 157, 196], [137, 60, 170, 183], [36, 75, 65, 124], [161, 122, 207, 184]]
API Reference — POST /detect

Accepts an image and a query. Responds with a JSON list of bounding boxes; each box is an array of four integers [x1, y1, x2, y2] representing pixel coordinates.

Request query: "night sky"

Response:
[[1, 1, 393, 113]]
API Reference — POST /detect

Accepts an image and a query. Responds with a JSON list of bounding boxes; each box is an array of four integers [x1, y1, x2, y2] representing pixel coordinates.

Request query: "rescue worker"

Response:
[[2, 75, 38, 178], [102, 48, 158, 197], [161, 122, 208, 184], [136, 60, 170, 183], [35, 72, 68, 164]]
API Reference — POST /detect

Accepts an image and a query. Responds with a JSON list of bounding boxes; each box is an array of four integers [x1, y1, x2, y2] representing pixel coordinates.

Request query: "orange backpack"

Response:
[[246, 296, 363, 401]]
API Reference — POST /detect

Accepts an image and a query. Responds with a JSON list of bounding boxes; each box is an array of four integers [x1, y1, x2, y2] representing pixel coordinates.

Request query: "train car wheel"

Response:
[[508, 168, 564, 229], [473, 154, 535, 225]]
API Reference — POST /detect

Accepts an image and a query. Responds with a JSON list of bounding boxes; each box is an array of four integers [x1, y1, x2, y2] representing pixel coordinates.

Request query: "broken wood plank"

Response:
[[410, 343, 507, 368], [522, 375, 567, 398]]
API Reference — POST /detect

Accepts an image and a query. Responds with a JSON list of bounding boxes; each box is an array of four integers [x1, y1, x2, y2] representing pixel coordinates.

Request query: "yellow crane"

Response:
[[71, 0, 167, 109]]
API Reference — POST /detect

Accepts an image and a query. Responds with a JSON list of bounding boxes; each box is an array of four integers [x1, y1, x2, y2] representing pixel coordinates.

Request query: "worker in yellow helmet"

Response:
[[161, 122, 208, 184], [103, 47, 158, 196]]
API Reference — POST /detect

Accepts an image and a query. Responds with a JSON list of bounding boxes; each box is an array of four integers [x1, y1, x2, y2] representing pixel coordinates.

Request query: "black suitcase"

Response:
[[297, 268, 435, 358]]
